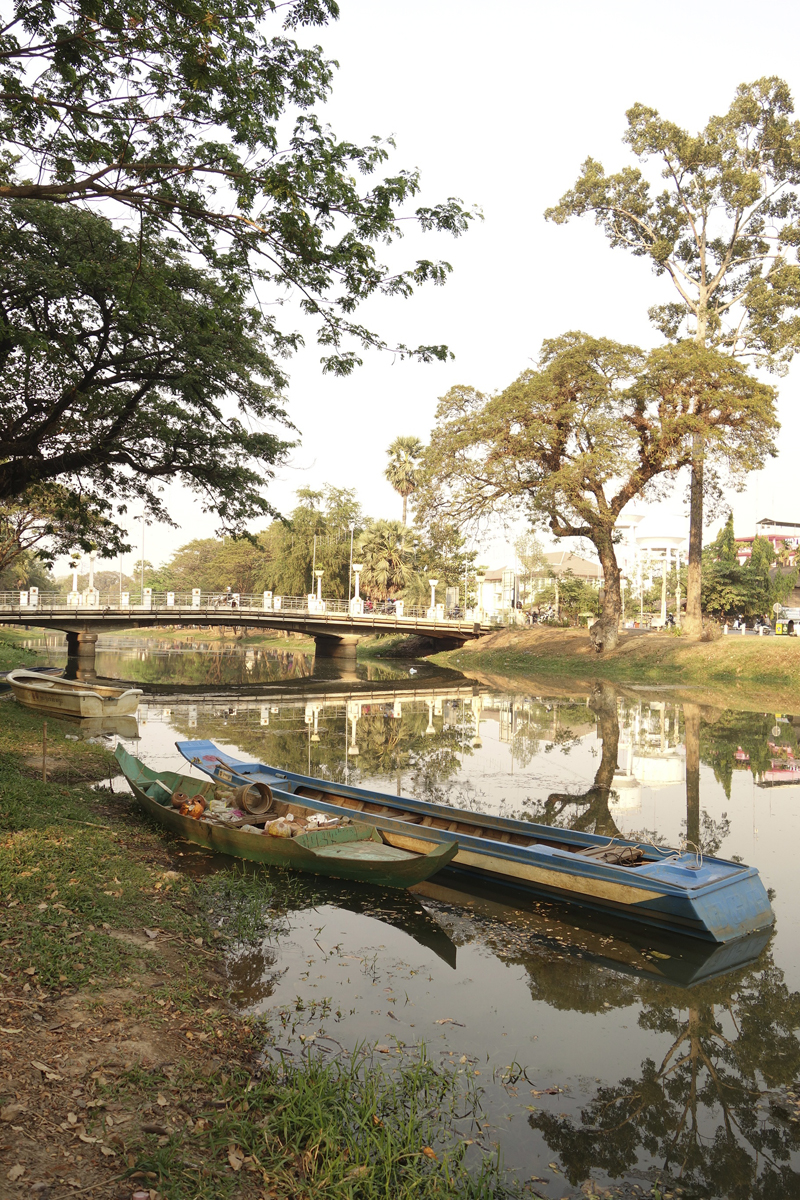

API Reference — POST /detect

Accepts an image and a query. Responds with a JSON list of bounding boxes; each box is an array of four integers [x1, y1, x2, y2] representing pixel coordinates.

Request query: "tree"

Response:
[[0, 0, 474, 375], [357, 520, 414, 599], [701, 522, 798, 617], [0, 484, 121, 577], [419, 333, 775, 652], [0, 202, 292, 546], [259, 486, 364, 597], [384, 436, 425, 525], [546, 77, 800, 637]]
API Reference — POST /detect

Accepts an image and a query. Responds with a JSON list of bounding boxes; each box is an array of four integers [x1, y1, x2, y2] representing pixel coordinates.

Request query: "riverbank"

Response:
[[431, 625, 800, 694], [0, 628, 44, 672], [0, 701, 513, 1199]]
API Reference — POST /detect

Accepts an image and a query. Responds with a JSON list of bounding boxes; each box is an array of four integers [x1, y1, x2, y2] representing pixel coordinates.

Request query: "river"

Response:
[[24, 633, 800, 1198]]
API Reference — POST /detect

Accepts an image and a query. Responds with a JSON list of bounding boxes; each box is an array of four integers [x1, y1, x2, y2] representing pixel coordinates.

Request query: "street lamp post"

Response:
[[427, 578, 438, 617], [351, 564, 364, 616], [348, 522, 355, 602], [136, 514, 146, 604]]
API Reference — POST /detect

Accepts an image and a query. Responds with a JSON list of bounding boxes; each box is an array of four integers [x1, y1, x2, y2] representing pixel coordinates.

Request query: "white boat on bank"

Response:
[[5, 669, 142, 718]]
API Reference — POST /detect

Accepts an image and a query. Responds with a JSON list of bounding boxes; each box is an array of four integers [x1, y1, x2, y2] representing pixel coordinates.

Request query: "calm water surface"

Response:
[[30, 635, 800, 1197]]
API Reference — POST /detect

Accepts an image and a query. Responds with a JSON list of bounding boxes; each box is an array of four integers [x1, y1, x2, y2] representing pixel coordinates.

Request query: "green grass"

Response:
[[0, 626, 46, 670], [0, 703, 521, 1199], [101, 1050, 514, 1200]]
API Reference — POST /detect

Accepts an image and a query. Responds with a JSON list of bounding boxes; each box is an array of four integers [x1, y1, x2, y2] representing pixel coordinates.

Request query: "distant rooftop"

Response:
[[757, 517, 800, 529]]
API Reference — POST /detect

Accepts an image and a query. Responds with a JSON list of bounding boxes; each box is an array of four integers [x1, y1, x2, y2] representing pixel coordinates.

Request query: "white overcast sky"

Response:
[[107, 0, 800, 576]]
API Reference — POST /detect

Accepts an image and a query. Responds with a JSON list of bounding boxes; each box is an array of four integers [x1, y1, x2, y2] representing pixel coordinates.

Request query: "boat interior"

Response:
[[265, 781, 650, 867]]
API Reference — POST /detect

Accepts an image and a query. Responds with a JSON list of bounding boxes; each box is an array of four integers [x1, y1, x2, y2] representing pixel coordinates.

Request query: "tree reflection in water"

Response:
[[531, 947, 800, 1198]]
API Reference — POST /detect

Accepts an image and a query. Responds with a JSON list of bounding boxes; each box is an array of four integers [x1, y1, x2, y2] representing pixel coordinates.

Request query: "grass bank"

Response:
[[0, 627, 47, 672], [432, 625, 800, 697], [0, 701, 517, 1199]]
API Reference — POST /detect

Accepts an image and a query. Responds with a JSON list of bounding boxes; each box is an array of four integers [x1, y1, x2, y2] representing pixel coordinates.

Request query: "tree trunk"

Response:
[[683, 433, 704, 638], [402, 494, 407, 525], [683, 702, 701, 848], [684, 307, 708, 639], [590, 532, 623, 654], [547, 682, 623, 839]]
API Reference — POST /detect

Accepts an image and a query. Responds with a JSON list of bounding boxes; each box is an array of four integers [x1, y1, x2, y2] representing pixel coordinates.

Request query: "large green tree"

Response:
[[0, 202, 292, 545], [0, 0, 474, 374], [419, 334, 775, 652], [357, 519, 414, 600], [546, 77, 800, 637]]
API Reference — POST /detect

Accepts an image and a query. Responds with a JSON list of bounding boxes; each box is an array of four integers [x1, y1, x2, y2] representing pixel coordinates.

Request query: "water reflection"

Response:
[[530, 951, 800, 1199], [81, 636, 800, 1196]]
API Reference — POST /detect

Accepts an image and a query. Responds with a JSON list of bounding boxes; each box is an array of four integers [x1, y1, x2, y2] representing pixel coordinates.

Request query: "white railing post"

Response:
[[142, 587, 152, 610], [263, 590, 273, 611], [120, 591, 130, 607], [19, 590, 28, 607], [192, 588, 201, 608], [167, 592, 175, 607]]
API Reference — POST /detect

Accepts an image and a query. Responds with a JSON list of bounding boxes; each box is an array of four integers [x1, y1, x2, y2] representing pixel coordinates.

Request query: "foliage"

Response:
[[403, 521, 478, 606], [385, 435, 425, 524], [357, 519, 415, 599], [0, 201, 293, 547], [0, 483, 122, 576], [535, 573, 601, 623], [260, 486, 365, 598], [418, 333, 775, 650], [545, 76, 800, 632], [0, 549, 53, 592], [0, 0, 474, 375], [702, 524, 798, 617], [545, 77, 800, 368]]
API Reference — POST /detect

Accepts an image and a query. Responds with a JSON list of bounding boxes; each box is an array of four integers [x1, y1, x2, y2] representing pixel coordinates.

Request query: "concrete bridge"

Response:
[[0, 588, 492, 670]]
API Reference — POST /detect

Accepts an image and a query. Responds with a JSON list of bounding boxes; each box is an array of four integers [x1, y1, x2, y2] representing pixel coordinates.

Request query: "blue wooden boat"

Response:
[[176, 739, 775, 944]]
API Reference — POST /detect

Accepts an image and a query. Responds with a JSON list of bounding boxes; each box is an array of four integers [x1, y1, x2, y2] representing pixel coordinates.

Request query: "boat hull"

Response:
[[115, 749, 456, 889], [6, 669, 141, 717], [177, 740, 775, 944]]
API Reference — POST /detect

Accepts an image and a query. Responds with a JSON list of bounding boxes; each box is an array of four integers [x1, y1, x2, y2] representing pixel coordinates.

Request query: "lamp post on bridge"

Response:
[[350, 565, 364, 616], [348, 522, 355, 604], [427, 578, 439, 620]]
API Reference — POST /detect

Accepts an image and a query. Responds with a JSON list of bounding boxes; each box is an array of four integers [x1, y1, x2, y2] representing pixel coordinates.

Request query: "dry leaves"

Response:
[[422, 1147, 437, 1160], [227, 1148, 244, 1172], [8, 1164, 25, 1181]]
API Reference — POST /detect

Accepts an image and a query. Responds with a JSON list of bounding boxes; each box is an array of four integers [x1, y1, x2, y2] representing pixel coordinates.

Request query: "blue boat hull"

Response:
[[176, 740, 775, 944]]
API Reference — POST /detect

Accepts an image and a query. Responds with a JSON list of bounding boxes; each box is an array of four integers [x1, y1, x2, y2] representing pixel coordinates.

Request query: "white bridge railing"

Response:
[[0, 589, 481, 625]]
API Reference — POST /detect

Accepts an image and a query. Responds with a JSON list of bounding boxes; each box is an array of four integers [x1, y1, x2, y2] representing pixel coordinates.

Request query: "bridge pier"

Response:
[[313, 634, 360, 662], [65, 631, 98, 681]]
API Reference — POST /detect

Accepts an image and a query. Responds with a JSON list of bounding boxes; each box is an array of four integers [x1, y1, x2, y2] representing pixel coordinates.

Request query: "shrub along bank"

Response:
[[0, 701, 516, 1199]]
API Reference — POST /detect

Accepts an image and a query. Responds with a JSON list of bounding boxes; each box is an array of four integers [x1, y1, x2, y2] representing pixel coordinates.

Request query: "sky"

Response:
[[98, 0, 800, 579]]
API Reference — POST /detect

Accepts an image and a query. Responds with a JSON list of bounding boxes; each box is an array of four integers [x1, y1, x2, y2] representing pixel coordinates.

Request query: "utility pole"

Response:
[[348, 522, 355, 601]]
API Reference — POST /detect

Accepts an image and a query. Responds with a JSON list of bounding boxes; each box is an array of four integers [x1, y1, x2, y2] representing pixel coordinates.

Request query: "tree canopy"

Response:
[[0, 0, 474, 375], [418, 333, 776, 651], [0, 201, 293, 547], [384, 436, 424, 525], [546, 77, 800, 634]]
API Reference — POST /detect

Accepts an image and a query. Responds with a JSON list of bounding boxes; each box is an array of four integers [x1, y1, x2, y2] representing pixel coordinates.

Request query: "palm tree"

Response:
[[384, 436, 424, 525], [358, 520, 415, 599]]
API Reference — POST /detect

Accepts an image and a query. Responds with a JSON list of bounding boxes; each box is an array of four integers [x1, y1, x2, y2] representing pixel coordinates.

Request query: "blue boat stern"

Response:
[[634, 857, 774, 942]]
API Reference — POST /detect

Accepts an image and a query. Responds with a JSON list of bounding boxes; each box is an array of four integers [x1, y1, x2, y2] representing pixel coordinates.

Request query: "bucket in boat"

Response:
[[144, 781, 172, 807], [233, 781, 273, 815]]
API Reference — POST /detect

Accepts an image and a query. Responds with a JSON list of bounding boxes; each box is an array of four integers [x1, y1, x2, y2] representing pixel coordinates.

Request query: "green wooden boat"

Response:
[[114, 746, 457, 888]]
